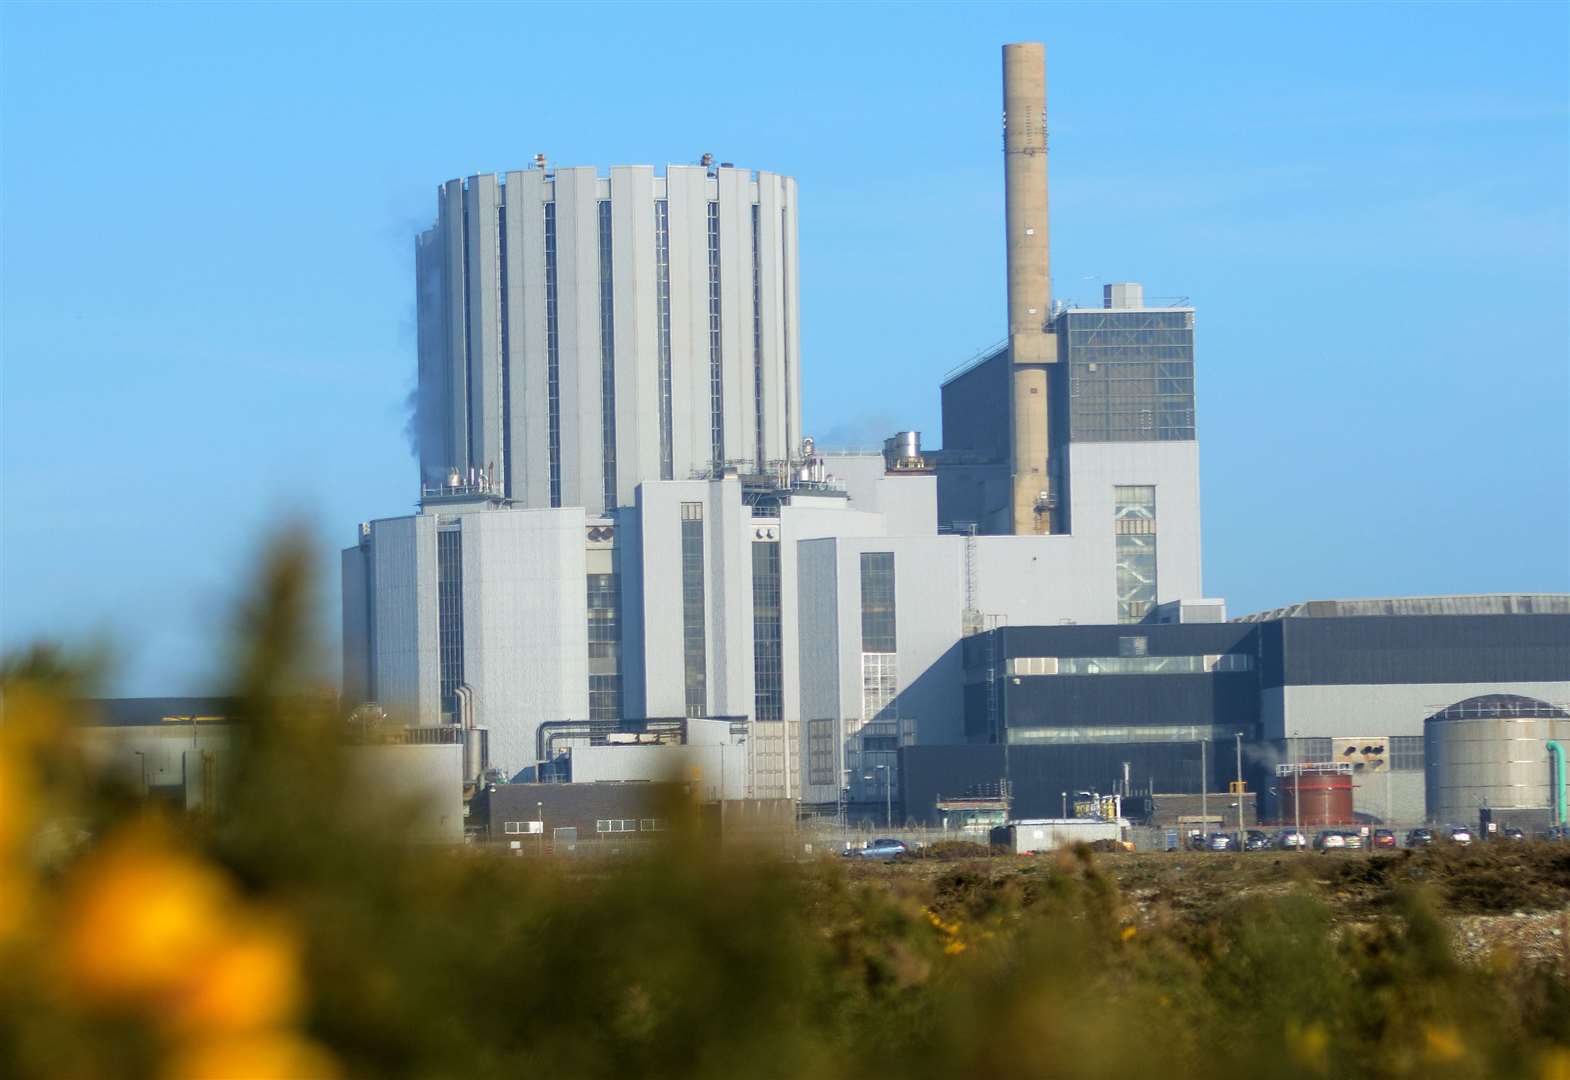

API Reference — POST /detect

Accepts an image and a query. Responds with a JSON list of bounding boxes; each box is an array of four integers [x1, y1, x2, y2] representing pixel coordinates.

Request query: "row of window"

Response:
[[752, 542, 783, 721], [436, 528, 465, 715], [1007, 724, 1250, 745], [706, 200, 724, 469], [1005, 653, 1255, 677], [595, 818, 667, 834], [1114, 486, 1157, 624]]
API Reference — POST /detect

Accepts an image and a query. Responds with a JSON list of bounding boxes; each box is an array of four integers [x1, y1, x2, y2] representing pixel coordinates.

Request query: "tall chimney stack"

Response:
[[1002, 42, 1057, 535]]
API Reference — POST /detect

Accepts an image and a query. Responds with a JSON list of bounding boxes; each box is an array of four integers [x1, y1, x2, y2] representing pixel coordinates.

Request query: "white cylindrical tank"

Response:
[[1425, 694, 1570, 823]]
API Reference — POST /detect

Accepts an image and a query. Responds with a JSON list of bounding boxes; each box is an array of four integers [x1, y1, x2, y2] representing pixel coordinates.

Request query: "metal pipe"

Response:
[[1003, 42, 1057, 535]]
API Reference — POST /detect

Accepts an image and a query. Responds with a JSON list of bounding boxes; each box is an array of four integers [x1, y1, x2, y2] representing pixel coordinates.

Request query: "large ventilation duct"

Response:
[[1002, 42, 1057, 535]]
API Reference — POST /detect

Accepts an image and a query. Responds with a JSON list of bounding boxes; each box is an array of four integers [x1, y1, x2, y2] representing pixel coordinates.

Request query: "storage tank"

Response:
[[1278, 768, 1354, 826], [1425, 694, 1570, 825]]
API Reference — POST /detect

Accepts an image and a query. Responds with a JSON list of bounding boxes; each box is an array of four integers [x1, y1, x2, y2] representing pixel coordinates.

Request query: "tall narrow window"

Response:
[[752, 541, 783, 721], [587, 572, 622, 720], [597, 200, 617, 511], [781, 206, 792, 460], [1114, 485, 1157, 623], [437, 527, 465, 717], [707, 200, 724, 471], [859, 552, 897, 735], [497, 203, 510, 495], [544, 202, 562, 507], [461, 197, 474, 469], [681, 502, 707, 717], [655, 199, 673, 480], [751, 203, 765, 471]]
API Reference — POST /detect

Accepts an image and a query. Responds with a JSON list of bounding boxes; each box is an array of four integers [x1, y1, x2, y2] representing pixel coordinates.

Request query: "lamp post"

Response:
[[874, 764, 892, 830], [1061, 791, 1067, 819], [1199, 739, 1208, 843], [536, 800, 544, 856], [1236, 731, 1246, 848]]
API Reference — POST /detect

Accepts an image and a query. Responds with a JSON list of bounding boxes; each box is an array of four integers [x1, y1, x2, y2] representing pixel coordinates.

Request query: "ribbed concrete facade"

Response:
[[414, 164, 802, 514]]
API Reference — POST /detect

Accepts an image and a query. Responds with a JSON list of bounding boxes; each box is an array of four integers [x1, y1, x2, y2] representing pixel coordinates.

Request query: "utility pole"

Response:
[[1236, 732, 1246, 846], [1199, 740, 1207, 842], [1295, 765, 1303, 852]]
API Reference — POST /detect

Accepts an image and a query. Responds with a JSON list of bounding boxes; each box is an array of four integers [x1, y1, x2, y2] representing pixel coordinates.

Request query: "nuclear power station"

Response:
[[340, 44, 1569, 834]]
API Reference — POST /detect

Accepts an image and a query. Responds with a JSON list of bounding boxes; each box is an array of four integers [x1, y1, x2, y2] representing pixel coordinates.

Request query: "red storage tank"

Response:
[[1279, 769, 1354, 826]]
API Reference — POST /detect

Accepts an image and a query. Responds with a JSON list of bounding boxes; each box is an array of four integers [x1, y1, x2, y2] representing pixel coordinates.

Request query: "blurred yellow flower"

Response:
[[167, 916, 303, 1036], [61, 826, 234, 1003], [1120, 925, 1137, 942], [1286, 1019, 1328, 1074], [1540, 1048, 1570, 1080], [1423, 1024, 1465, 1064], [162, 1033, 340, 1080]]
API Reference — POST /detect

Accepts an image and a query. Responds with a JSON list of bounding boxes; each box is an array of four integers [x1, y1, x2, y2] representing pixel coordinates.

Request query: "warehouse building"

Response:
[[900, 596, 1570, 825]]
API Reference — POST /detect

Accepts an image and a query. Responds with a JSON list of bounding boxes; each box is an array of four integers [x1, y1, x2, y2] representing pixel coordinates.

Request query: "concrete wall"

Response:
[[1260, 681, 1570, 740], [460, 508, 589, 777], [366, 515, 438, 725], [569, 741, 749, 801], [344, 743, 465, 844]]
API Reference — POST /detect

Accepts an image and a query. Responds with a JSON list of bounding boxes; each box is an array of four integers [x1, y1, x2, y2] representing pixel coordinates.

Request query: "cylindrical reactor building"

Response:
[[413, 163, 803, 513], [1425, 694, 1570, 823]]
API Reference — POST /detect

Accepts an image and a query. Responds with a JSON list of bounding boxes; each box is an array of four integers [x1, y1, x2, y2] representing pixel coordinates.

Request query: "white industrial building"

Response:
[[343, 49, 1228, 814]]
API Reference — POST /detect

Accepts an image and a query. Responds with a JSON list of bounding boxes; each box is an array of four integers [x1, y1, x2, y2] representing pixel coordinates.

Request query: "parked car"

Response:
[[1447, 826, 1473, 847], [1339, 831, 1364, 850], [1314, 831, 1346, 850], [1372, 829, 1397, 850], [1244, 830, 1272, 851], [1187, 831, 1209, 851], [1207, 833, 1236, 851], [1501, 827, 1526, 842], [1405, 828, 1435, 847], [1276, 829, 1308, 850], [844, 838, 908, 860]]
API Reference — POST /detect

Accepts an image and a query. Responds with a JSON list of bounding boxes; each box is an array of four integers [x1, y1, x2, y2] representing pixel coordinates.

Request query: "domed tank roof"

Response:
[[1426, 693, 1570, 723]]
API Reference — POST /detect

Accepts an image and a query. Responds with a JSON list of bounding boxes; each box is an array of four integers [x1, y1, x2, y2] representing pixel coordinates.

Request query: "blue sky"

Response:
[[3, 2, 1566, 694]]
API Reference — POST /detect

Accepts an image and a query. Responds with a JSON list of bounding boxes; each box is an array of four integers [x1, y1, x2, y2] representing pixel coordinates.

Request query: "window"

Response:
[[437, 527, 464, 715], [595, 819, 637, 834], [860, 653, 898, 734], [752, 542, 783, 721], [1114, 486, 1157, 623], [1118, 635, 1149, 657], [497, 204, 511, 495], [1065, 310, 1195, 443], [655, 199, 673, 480], [1005, 654, 1253, 676], [859, 552, 896, 652], [1390, 735, 1425, 772], [639, 818, 666, 832], [681, 502, 707, 717], [807, 718, 835, 787], [597, 199, 617, 510], [544, 201, 562, 506], [751, 203, 765, 469], [587, 572, 622, 721], [707, 200, 724, 469]]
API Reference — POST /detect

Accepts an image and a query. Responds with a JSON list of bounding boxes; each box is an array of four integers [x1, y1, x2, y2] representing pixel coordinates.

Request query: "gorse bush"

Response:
[[2, 535, 1568, 1079]]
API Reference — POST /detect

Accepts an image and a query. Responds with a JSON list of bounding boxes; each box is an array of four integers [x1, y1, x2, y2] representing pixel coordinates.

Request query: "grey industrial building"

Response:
[[340, 43, 1569, 836], [902, 597, 1570, 825]]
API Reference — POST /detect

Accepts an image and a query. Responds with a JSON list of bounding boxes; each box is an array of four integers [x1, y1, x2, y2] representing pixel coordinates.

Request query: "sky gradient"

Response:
[[3, 2, 1567, 693]]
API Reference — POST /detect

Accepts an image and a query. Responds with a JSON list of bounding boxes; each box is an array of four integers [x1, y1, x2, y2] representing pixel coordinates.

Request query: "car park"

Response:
[[1372, 829, 1397, 850], [1314, 831, 1346, 850], [1405, 828, 1435, 847], [1276, 830, 1308, 850]]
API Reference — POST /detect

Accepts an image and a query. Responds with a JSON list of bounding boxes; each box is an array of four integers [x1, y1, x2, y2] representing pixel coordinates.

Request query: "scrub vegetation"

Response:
[[3, 536, 1569, 1079]]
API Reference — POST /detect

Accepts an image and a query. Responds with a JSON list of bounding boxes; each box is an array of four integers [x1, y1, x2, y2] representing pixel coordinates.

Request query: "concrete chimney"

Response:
[[1003, 42, 1057, 535]]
